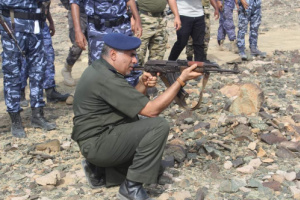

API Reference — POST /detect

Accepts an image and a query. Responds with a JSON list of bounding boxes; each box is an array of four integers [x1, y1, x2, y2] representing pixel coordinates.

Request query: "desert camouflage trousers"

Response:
[[1, 31, 46, 112], [186, 13, 211, 58], [136, 13, 168, 66]]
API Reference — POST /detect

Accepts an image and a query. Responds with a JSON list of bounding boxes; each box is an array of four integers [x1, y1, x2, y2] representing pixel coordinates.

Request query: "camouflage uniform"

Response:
[[217, 0, 236, 41], [0, 0, 47, 112], [70, 0, 141, 86], [136, 0, 168, 66], [21, 22, 55, 90], [237, 0, 261, 52], [186, 0, 211, 59]]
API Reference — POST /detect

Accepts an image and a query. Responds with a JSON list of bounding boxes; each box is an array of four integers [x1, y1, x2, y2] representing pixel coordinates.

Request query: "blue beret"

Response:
[[103, 33, 141, 51]]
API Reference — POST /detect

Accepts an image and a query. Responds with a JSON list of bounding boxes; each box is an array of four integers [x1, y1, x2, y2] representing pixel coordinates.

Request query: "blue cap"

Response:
[[103, 33, 141, 51]]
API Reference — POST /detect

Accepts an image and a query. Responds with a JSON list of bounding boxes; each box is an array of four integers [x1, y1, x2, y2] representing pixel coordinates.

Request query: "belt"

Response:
[[88, 15, 127, 28], [0, 9, 44, 21], [139, 9, 164, 17]]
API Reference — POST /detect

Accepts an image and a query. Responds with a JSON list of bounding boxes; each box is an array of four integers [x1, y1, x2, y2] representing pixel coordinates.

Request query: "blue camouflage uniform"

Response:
[[70, 0, 141, 86], [236, 0, 261, 51], [0, 0, 47, 113], [217, 0, 236, 41], [21, 22, 56, 90]]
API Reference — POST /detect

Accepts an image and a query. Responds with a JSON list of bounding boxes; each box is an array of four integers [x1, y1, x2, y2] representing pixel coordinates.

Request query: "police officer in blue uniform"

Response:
[[236, 0, 266, 60], [70, 0, 143, 86], [20, 9, 70, 107], [0, 0, 56, 138]]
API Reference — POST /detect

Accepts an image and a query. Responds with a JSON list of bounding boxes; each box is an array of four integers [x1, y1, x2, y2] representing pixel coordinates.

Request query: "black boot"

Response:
[[8, 112, 26, 138], [81, 160, 106, 189], [20, 88, 29, 107], [45, 87, 69, 103], [31, 107, 56, 131], [118, 179, 150, 200]]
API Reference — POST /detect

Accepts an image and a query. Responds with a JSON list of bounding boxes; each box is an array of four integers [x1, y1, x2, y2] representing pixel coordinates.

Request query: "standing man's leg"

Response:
[[62, 11, 88, 86], [217, 9, 226, 51], [237, 3, 249, 60], [203, 12, 211, 60], [42, 23, 69, 103], [223, 5, 238, 53], [249, 0, 265, 57], [26, 33, 56, 131], [1, 31, 26, 137], [136, 13, 157, 66], [169, 16, 193, 61], [147, 16, 168, 62], [20, 58, 29, 107], [191, 15, 206, 61]]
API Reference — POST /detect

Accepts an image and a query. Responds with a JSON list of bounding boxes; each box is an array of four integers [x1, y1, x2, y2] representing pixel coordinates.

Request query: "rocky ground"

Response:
[[1, 0, 300, 200]]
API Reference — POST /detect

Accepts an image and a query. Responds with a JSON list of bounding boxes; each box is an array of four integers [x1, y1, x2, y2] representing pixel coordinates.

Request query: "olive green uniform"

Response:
[[186, 0, 211, 59], [136, 0, 168, 66], [72, 58, 170, 187]]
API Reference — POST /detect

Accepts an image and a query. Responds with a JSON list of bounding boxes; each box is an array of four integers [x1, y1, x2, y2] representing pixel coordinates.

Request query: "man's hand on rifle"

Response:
[[179, 64, 203, 83], [140, 72, 159, 88]]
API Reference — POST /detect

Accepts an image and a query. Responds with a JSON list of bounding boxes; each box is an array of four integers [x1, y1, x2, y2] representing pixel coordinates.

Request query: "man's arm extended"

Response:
[[71, 3, 87, 50], [127, 0, 142, 38], [167, 0, 181, 30], [139, 65, 202, 117]]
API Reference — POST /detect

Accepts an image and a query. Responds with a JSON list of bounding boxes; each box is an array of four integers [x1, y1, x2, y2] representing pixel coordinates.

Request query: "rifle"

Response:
[[0, 11, 25, 57], [134, 60, 239, 110]]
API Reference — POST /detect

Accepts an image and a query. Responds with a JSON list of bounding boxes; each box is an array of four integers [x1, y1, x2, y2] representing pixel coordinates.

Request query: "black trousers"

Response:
[[168, 15, 206, 61]]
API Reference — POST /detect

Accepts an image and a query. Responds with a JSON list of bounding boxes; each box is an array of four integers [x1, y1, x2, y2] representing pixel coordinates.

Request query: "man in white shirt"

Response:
[[168, 0, 219, 62]]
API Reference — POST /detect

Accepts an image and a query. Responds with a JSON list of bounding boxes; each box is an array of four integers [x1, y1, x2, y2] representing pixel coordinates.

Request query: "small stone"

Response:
[[260, 133, 286, 145], [248, 142, 257, 150], [285, 172, 297, 181], [248, 158, 262, 168], [232, 157, 245, 168], [262, 181, 281, 191], [272, 174, 285, 183], [224, 161, 233, 169], [237, 165, 255, 174], [172, 191, 191, 200], [257, 147, 266, 157], [35, 139, 61, 152], [35, 170, 61, 186]]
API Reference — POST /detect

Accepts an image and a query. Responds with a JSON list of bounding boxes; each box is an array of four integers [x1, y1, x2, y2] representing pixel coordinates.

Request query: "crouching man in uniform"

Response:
[[72, 33, 202, 200]]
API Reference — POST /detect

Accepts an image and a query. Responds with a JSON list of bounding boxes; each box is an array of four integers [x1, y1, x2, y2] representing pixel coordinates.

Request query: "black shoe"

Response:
[[20, 88, 29, 107], [8, 112, 26, 138], [118, 179, 150, 200], [31, 107, 56, 131], [81, 160, 106, 189], [45, 87, 69, 103]]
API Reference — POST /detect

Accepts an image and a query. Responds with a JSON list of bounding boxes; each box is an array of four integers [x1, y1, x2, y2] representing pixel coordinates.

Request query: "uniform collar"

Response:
[[98, 58, 125, 78]]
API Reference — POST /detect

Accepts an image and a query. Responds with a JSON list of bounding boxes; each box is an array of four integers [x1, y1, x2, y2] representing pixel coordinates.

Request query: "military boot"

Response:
[[118, 179, 151, 200], [239, 51, 248, 61], [230, 40, 239, 54], [61, 63, 76, 86], [250, 46, 266, 58], [8, 112, 26, 138], [20, 88, 29, 107], [218, 40, 224, 51], [31, 107, 56, 131], [45, 87, 69, 103]]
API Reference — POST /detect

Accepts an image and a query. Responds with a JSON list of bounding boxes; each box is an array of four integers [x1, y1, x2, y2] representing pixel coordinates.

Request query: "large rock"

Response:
[[35, 139, 61, 152], [221, 83, 264, 115]]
